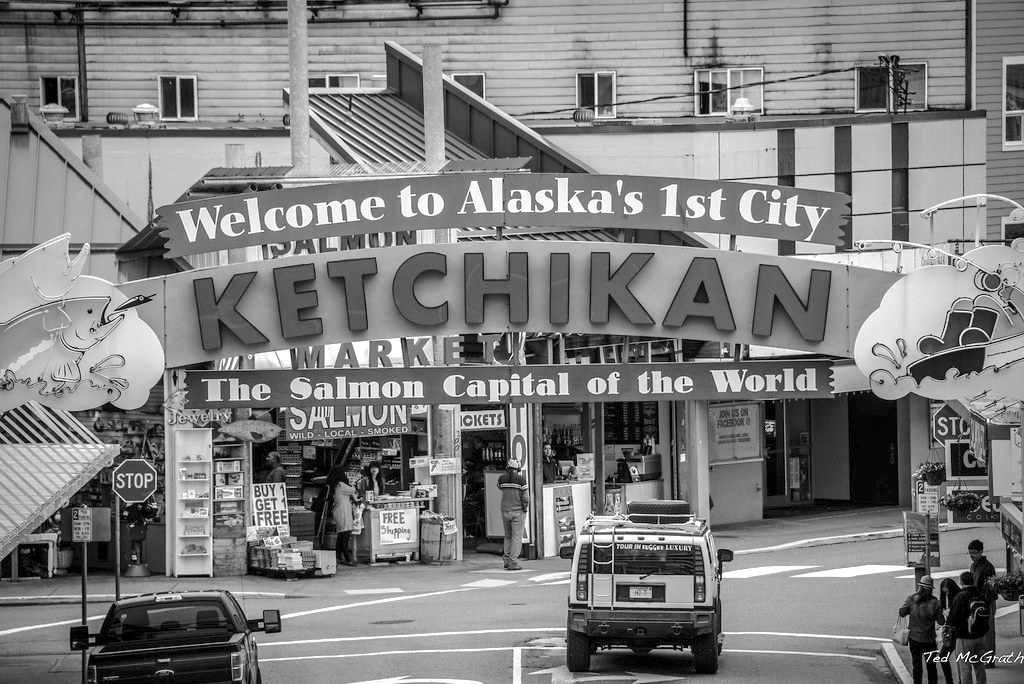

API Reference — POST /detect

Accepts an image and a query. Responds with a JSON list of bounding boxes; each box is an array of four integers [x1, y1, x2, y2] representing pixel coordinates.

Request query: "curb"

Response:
[[733, 520, 974, 555], [881, 642, 913, 684]]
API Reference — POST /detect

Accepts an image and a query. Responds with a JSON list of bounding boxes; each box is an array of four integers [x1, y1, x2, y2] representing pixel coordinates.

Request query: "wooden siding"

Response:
[[976, 0, 1024, 240], [0, 1, 968, 125], [0, 95, 145, 282]]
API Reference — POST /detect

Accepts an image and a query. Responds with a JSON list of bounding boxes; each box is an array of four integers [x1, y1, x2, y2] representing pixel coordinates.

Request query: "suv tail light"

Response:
[[575, 544, 590, 602], [87, 665, 97, 684], [694, 575, 705, 602], [230, 651, 245, 682]]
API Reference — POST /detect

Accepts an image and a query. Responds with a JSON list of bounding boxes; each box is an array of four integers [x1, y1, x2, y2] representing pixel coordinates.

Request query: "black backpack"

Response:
[[966, 596, 990, 638]]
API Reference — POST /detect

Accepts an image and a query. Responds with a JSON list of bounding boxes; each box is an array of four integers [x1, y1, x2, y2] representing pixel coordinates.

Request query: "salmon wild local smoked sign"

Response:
[[182, 360, 835, 409], [156, 173, 849, 257]]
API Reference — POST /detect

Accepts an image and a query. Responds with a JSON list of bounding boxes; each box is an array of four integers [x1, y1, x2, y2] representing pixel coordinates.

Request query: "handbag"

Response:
[[892, 616, 910, 646], [941, 624, 955, 649]]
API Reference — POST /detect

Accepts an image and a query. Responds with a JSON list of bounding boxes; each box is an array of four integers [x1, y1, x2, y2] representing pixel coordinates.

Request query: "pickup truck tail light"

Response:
[[230, 651, 245, 682], [87, 665, 97, 684]]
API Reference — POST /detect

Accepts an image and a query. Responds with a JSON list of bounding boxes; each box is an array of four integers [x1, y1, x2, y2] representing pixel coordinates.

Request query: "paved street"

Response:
[[1, 509, 1020, 684]]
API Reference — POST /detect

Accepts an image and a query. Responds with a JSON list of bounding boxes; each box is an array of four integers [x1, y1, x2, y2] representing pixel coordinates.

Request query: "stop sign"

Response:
[[112, 459, 158, 504], [932, 403, 969, 444]]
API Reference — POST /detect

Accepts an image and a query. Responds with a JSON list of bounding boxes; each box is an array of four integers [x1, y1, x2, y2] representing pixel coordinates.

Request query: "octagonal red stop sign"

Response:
[[112, 459, 158, 504]]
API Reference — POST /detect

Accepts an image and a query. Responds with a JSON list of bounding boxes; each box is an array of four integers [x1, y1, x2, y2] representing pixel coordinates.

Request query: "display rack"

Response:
[[213, 441, 247, 529], [172, 429, 214, 577]]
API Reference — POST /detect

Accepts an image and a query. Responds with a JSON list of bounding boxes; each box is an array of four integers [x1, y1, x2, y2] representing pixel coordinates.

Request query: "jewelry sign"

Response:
[[157, 173, 849, 257], [182, 360, 835, 408]]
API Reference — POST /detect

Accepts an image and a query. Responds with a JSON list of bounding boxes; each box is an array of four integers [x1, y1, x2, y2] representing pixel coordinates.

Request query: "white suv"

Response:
[[562, 500, 733, 674]]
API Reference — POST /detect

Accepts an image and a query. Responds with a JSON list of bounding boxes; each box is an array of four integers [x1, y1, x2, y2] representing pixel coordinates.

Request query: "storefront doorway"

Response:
[[848, 393, 899, 504], [763, 400, 813, 508]]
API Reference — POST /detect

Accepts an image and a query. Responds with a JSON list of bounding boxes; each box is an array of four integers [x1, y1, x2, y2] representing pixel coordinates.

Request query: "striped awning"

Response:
[[0, 402, 120, 560]]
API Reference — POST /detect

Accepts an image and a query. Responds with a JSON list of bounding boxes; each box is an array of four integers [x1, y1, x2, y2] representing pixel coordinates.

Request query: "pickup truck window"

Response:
[[100, 601, 233, 642]]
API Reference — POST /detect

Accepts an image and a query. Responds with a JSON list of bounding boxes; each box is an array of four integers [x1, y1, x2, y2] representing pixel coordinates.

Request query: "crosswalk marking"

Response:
[[463, 578, 518, 588], [723, 565, 819, 579], [345, 588, 404, 595], [895, 568, 1004, 580], [529, 572, 570, 583], [791, 564, 908, 578]]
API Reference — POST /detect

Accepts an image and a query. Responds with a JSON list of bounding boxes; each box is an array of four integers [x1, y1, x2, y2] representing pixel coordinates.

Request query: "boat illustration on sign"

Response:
[[855, 241, 1024, 401]]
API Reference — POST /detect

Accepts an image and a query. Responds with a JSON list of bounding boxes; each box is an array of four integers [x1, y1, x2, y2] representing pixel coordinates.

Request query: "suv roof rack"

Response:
[[580, 512, 707, 534]]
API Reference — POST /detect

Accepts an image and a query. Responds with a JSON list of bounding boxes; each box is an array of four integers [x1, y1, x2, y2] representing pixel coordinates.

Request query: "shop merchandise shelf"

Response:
[[179, 533, 208, 538], [179, 552, 210, 556], [179, 496, 210, 500]]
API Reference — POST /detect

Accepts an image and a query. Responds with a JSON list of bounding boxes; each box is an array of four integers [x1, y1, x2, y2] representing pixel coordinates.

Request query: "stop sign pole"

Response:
[[111, 459, 159, 599]]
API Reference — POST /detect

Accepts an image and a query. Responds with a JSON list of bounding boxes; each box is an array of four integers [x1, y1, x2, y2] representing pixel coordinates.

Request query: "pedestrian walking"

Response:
[[947, 570, 990, 684], [497, 456, 529, 571], [937, 577, 961, 684], [968, 539, 997, 667], [898, 574, 945, 684]]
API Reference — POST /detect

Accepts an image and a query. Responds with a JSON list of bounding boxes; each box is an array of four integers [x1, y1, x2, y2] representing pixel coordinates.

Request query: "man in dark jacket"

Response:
[[947, 570, 989, 684], [898, 574, 945, 684], [968, 539, 997, 666], [497, 457, 529, 571]]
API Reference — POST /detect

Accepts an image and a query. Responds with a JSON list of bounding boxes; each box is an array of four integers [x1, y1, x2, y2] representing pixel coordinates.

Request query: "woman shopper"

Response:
[[937, 577, 960, 684], [328, 466, 359, 566], [898, 575, 946, 684]]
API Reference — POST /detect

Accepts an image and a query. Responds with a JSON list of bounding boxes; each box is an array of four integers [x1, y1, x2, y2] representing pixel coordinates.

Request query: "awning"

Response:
[[0, 402, 120, 560]]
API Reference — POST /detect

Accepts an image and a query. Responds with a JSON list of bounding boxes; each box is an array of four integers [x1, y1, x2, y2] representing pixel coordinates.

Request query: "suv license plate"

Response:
[[628, 586, 653, 600]]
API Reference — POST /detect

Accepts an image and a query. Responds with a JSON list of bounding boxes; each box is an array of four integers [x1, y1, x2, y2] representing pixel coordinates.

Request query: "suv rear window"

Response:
[[588, 542, 703, 575], [100, 601, 233, 642]]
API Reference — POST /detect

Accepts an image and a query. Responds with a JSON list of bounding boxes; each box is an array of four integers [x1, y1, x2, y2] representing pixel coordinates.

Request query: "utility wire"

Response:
[[519, 65, 862, 118]]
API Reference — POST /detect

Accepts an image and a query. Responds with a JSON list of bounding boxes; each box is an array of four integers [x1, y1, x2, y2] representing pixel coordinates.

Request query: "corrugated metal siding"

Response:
[[0, 402, 119, 560], [0, 95, 146, 282], [1, 1, 968, 124], [976, 0, 1024, 240]]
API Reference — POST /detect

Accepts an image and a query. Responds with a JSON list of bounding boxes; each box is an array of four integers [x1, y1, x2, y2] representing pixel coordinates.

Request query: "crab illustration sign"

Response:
[[854, 242, 1024, 401]]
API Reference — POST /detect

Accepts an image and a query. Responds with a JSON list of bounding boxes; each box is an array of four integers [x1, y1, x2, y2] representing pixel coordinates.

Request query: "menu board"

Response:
[[603, 402, 659, 444]]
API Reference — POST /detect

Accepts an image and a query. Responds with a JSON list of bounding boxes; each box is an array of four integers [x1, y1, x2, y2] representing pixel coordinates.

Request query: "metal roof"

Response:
[[0, 402, 120, 559]]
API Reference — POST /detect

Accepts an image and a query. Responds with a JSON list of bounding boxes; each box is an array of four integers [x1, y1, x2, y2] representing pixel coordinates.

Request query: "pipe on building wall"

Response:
[[75, 7, 89, 122]]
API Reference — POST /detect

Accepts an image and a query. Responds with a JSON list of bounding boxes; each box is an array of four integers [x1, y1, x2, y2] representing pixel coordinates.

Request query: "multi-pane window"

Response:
[[309, 74, 360, 89], [452, 73, 486, 99], [158, 75, 197, 120], [577, 71, 616, 119], [695, 67, 763, 116], [856, 62, 927, 113], [40, 76, 78, 119], [1005, 58, 1024, 147]]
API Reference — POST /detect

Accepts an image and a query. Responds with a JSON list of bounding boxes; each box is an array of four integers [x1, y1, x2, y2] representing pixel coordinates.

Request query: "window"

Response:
[[158, 75, 197, 120], [856, 62, 927, 113], [1005, 57, 1024, 147], [309, 74, 360, 90], [695, 68, 763, 116], [577, 71, 616, 119], [40, 76, 78, 120], [452, 73, 486, 99]]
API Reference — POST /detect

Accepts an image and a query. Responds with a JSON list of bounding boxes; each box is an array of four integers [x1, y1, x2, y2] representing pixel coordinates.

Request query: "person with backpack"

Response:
[[947, 570, 990, 683], [898, 574, 945, 684], [968, 539, 997, 667]]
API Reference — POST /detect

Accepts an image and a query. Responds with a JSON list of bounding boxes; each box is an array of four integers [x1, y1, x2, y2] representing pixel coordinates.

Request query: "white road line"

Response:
[[536, 580, 570, 586], [723, 565, 819, 579], [791, 564, 908, 578], [261, 646, 564, 663], [895, 568, 1005, 580], [725, 631, 889, 643], [463, 579, 518, 588], [282, 588, 472, 620], [0, 614, 104, 637], [996, 604, 1020, 619], [513, 646, 522, 684], [262, 628, 564, 648], [528, 572, 570, 583], [725, 649, 876, 661], [345, 588, 404, 595]]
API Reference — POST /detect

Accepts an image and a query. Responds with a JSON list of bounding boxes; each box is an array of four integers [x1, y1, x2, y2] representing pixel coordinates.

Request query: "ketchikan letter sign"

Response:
[[157, 173, 849, 257]]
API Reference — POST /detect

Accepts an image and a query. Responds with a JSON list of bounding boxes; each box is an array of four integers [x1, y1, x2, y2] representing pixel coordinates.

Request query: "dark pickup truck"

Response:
[[70, 590, 281, 684]]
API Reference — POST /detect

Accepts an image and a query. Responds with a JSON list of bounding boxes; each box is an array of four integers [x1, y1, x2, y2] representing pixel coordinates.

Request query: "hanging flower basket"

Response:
[[913, 461, 946, 485], [990, 571, 1024, 602], [938, 489, 981, 514]]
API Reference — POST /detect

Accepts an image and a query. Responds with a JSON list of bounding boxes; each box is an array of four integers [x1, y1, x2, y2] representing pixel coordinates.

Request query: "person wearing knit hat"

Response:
[[899, 574, 946, 684], [497, 456, 528, 570]]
